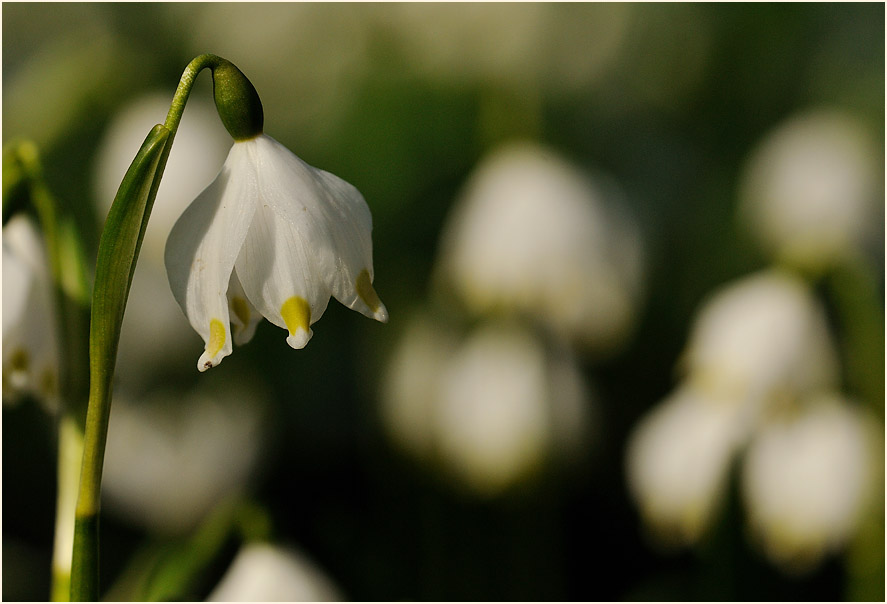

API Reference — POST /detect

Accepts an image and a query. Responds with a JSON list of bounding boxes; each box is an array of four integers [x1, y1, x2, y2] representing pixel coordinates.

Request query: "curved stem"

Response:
[[70, 55, 220, 601], [163, 53, 222, 138]]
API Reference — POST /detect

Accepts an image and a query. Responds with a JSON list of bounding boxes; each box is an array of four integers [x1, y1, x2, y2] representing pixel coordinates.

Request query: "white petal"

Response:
[[227, 269, 262, 346], [234, 201, 329, 350], [165, 142, 258, 371], [2, 237, 32, 338], [253, 135, 388, 323], [2, 216, 59, 402]]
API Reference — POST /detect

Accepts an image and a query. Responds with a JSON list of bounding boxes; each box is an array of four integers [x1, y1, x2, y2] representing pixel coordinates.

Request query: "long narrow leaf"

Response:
[[71, 123, 170, 602]]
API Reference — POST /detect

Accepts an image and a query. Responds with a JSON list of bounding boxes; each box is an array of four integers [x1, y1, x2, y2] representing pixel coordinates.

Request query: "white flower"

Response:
[[682, 270, 837, 418], [381, 315, 591, 496], [165, 133, 388, 371], [626, 385, 746, 547], [738, 110, 880, 271], [207, 542, 341, 602], [102, 379, 267, 534], [438, 143, 643, 354], [741, 396, 878, 573], [2, 215, 58, 405]]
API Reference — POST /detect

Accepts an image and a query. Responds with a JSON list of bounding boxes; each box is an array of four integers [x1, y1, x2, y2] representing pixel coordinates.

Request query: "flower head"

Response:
[[165, 133, 387, 371], [2, 214, 59, 404], [626, 385, 745, 546], [738, 110, 880, 272], [742, 396, 878, 572], [381, 314, 591, 496], [438, 143, 644, 354]]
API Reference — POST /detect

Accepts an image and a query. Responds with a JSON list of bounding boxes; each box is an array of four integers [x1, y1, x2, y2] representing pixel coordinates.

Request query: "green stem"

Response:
[[3, 141, 92, 601], [826, 260, 884, 420], [163, 54, 223, 138], [51, 415, 85, 602], [70, 54, 223, 601]]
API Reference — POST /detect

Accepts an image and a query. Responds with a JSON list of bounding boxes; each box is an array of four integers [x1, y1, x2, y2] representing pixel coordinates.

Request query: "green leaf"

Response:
[[89, 123, 170, 391], [104, 499, 272, 602], [71, 123, 169, 602]]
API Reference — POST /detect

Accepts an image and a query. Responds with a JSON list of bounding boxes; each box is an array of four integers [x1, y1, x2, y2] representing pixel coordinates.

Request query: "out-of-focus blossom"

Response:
[[738, 110, 881, 272], [438, 143, 643, 354], [682, 270, 837, 427], [742, 396, 879, 573], [2, 215, 58, 405], [628, 270, 844, 550], [101, 379, 268, 534], [626, 385, 745, 546], [382, 315, 590, 496], [435, 323, 556, 495], [207, 542, 341, 602], [380, 313, 459, 462], [93, 94, 230, 385], [165, 133, 387, 371]]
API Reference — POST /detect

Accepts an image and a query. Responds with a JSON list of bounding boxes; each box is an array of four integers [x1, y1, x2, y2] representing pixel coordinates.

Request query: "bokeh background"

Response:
[[3, 2, 884, 601]]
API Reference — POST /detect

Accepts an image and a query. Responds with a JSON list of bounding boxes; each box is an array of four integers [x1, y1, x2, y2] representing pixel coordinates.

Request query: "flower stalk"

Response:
[[3, 141, 92, 601], [70, 53, 255, 600]]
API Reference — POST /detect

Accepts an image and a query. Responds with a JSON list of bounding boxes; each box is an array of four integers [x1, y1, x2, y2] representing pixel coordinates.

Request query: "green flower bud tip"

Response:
[[211, 59, 264, 141]]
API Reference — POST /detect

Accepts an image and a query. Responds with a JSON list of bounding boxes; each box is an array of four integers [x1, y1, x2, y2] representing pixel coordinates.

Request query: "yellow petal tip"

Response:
[[281, 296, 311, 341], [356, 269, 387, 322], [200, 318, 227, 371]]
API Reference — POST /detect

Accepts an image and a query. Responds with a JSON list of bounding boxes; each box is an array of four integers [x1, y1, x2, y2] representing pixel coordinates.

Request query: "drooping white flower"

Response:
[[2, 215, 58, 405], [626, 385, 746, 547], [438, 142, 644, 354], [207, 542, 342, 602], [682, 270, 837, 421], [738, 110, 880, 271], [165, 133, 388, 371], [102, 378, 267, 534], [381, 314, 591, 496], [741, 396, 879, 573]]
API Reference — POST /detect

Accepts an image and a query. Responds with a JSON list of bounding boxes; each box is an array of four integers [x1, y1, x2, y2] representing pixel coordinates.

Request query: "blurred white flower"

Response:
[[102, 380, 267, 534], [166, 133, 388, 371], [207, 542, 341, 602], [382, 315, 590, 496], [682, 270, 837, 426], [627, 270, 847, 551], [738, 110, 881, 272], [435, 323, 555, 495], [742, 396, 878, 573], [93, 94, 230, 385], [438, 143, 644, 354], [2, 215, 58, 405], [380, 313, 459, 462], [626, 385, 745, 546]]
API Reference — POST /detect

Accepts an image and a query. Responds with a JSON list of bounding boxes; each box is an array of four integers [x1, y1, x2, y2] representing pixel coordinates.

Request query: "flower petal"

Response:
[[253, 135, 387, 323], [227, 269, 262, 346], [234, 200, 330, 350], [165, 142, 258, 371]]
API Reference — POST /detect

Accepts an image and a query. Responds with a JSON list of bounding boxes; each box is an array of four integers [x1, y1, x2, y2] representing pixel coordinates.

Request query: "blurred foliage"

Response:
[[2, 3, 883, 601]]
